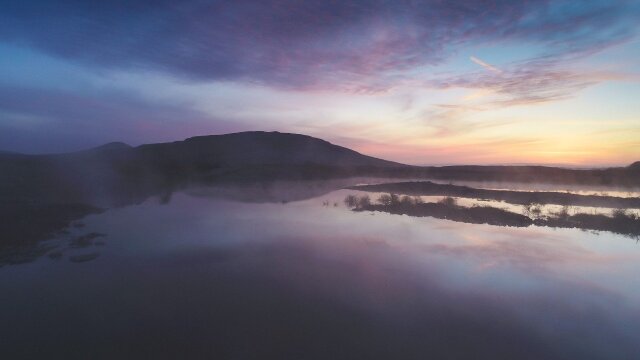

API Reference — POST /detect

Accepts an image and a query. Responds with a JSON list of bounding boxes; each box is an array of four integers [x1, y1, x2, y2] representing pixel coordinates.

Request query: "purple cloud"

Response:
[[1, 1, 638, 90]]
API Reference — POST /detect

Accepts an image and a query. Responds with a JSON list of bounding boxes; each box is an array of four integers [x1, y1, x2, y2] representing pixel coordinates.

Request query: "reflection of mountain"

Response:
[[0, 130, 408, 256], [185, 178, 383, 204], [1, 131, 639, 255]]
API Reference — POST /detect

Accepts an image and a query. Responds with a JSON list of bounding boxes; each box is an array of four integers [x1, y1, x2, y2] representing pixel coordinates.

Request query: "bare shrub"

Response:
[[400, 195, 414, 206], [612, 208, 629, 219], [556, 205, 572, 219], [357, 195, 371, 208], [344, 195, 358, 208], [529, 203, 543, 219], [438, 197, 457, 207], [377, 194, 392, 206]]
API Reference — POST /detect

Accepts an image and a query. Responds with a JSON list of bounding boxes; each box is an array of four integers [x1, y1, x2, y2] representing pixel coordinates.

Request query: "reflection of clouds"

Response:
[[7, 190, 638, 358], [185, 179, 370, 204], [423, 240, 584, 271], [151, 231, 640, 358], [419, 226, 618, 273]]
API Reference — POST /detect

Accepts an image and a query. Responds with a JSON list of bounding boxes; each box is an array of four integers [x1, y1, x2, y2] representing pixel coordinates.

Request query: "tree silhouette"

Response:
[[344, 194, 358, 208], [438, 196, 457, 207], [358, 195, 371, 208], [377, 194, 392, 206], [400, 195, 414, 205]]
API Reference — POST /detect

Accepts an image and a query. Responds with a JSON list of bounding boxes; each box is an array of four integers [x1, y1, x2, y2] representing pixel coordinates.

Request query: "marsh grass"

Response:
[[345, 193, 640, 239]]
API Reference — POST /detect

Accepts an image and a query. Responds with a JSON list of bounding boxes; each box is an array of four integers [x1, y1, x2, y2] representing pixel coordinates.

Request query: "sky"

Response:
[[1, 1, 639, 166]]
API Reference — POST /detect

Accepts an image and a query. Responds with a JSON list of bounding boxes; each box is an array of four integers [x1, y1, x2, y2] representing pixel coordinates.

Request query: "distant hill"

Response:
[[0, 131, 638, 207], [629, 161, 640, 170], [0, 131, 403, 205], [137, 131, 400, 168], [412, 164, 640, 187]]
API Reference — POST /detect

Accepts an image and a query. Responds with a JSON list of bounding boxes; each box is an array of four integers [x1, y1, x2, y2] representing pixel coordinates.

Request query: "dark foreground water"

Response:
[[1, 185, 640, 359]]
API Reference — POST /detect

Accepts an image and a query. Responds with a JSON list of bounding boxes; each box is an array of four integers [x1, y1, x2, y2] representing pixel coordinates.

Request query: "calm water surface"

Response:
[[2, 185, 640, 359]]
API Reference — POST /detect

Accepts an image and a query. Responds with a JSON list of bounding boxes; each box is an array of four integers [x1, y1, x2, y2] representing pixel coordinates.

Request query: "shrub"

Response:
[[556, 205, 572, 219], [377, 194, 393, 206], [344, 194, 358, 208], [357, 195, 371, 208], [523, 202, 543, 218], [612, 208, 629, 219], [529, 204, 543, 219], [400, 195, 414, 205], [438, 196, 457, 207]]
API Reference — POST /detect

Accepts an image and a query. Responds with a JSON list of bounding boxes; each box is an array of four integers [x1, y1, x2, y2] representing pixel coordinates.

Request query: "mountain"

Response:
[[137, 131, 400, 168], [0, 131, 404, 205], [1, 131, 638, 207]]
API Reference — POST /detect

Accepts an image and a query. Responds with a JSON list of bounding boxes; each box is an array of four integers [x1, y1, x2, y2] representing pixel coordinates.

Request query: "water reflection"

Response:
[[346, 182, 640, 238], [4, 177, 638, 266], [0, 177, 412, 266], [1, 188, 640, 358]]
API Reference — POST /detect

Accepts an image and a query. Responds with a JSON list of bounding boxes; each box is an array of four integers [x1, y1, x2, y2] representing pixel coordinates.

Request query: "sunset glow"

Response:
[[1, 1, 639, 166]]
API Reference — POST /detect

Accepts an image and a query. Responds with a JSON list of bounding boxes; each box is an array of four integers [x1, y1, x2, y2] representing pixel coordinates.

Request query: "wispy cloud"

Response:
[[430, 58, 627, 108], [470, 56, 502, 73], [1, 1, 638, 91]]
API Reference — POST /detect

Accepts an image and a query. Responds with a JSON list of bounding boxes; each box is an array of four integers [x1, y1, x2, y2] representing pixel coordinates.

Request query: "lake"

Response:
[[1, 181, 640, 359]]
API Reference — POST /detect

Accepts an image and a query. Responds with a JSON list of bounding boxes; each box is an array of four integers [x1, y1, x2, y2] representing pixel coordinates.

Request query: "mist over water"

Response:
[[1, 181, 640, 359], [427, 179, 640, 198]]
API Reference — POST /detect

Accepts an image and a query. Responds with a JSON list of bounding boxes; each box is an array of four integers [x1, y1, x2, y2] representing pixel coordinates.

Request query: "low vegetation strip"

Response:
[[360, 202, 533, 227], [344, 194, 640, 239], [348, 181, 640, 209]]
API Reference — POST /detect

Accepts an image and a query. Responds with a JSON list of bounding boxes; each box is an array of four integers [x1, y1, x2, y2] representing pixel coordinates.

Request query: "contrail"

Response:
[[470, 56, 502, 73]]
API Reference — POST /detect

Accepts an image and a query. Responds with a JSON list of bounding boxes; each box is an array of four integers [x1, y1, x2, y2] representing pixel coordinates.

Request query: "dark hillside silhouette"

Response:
[[0, 131, 404, 205], [1, 131, 638, 205]]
